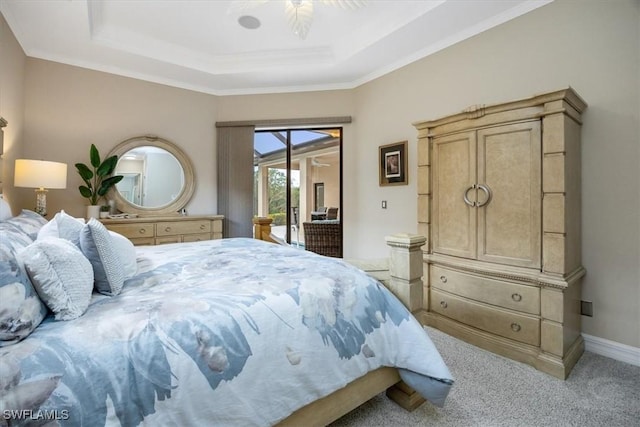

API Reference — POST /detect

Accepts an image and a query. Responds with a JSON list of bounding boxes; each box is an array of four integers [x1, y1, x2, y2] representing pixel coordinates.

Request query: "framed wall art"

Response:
[[379, 140, 408, 186]]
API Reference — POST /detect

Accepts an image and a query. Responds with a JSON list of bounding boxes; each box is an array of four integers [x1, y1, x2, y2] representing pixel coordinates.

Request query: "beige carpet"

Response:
[[330, 327, 639, 427]]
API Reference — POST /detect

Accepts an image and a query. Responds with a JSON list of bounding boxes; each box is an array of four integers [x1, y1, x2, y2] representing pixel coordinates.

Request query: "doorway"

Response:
[[253, 128, 342, 249]]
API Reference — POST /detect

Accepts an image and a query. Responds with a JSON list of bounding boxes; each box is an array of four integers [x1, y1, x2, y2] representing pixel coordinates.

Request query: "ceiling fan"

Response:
[[230, 0, 368, 39], [311, 157, 331, 167]]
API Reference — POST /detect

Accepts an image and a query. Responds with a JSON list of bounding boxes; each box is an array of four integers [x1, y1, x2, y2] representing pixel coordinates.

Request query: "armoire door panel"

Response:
[[432, 132, 477, 259], [477, 122, 541, 268]]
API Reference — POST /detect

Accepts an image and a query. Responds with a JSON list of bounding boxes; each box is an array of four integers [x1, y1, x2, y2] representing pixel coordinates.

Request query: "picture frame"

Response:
[[379, 140, 408, 186]]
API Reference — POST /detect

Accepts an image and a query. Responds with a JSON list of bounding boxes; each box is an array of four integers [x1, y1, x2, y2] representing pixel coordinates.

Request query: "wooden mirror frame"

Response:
[[107, 135, 195, 216]]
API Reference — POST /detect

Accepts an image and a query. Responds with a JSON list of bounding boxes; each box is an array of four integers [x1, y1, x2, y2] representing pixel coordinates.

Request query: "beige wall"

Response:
[[0, 12, 26, 212], [351, 0, 639, 347], [1, 0, 638, 347], [18, 59, 220, 218], [312, 163, 340, 217]]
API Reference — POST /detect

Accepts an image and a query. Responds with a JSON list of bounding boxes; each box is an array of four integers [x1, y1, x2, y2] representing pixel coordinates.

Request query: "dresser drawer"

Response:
[[431, 265, 540, 315], [431, 289, 540, 346], [155, 236, 182, 245], [182, 233, 212, 243], [156, 220, 211, 236], [105, 223, 155, 241], [129, 237, 155, 246]]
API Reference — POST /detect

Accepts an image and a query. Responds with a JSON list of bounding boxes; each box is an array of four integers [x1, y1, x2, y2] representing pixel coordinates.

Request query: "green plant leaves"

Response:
[[75, 163, 94, 181], [90, 144, 101, 168], [79, 186, 93, 199], [76, 145, 124, 205], [97, 156, 118, 176], [97, 175, 124, 196]]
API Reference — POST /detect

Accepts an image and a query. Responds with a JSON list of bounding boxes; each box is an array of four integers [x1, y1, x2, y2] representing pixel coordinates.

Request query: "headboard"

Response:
[[0, 117, 6, 193]]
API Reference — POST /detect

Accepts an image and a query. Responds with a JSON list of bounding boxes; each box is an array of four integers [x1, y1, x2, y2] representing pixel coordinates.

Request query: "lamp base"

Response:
[[35, 188, 48, 217]]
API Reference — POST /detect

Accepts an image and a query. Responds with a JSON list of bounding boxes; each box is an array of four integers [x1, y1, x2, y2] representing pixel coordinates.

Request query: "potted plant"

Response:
[[99, 205, 110, 219], [75, 144, 124, 219]]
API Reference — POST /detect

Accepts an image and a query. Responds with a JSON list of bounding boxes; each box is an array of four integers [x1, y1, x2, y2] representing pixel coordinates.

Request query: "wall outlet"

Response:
[[381, 200, 387, 209], [580, 300, 593, 317]]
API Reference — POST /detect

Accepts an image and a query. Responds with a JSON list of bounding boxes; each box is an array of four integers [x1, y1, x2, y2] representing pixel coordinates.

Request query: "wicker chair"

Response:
[[325, 207, 339, 220], [303, 221, 342, 258]]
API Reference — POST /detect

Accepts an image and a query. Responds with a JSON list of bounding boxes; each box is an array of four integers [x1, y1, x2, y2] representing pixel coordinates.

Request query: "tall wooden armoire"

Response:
[[414, 88, 587, 379]]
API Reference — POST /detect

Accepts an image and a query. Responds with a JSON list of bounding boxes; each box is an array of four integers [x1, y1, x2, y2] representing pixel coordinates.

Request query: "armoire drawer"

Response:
[[430, 265, 540, 315], [431, 288, 540, 346], [156, 220, 211, 236]]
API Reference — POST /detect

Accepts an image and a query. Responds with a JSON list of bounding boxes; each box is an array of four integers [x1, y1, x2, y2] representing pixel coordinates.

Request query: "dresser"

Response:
[[414, 88, 587, 379], [101, 215, 224, 246]]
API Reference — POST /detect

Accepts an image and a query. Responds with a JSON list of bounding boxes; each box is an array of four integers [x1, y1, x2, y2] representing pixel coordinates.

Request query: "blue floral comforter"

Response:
[[2, 238, 452, 426]]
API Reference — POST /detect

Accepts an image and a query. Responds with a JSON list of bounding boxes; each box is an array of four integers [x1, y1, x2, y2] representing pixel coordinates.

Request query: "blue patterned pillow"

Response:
[[37, 210, 85, 248], [0, 222, 48, 346], [80, 218, 124, 296], [5, 210, 48, 241], [20, 238, 94, 321]]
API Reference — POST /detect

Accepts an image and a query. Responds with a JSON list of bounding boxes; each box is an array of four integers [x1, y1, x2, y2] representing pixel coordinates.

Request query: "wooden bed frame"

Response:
[[253, 217, 429, 426]]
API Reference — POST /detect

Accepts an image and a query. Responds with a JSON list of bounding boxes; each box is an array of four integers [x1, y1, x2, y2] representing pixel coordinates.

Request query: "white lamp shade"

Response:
[[14, 159, 68, 189]]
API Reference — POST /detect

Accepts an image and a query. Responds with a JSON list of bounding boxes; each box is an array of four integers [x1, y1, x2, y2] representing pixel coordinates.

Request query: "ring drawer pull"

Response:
[[139, 228, 146, 234], [165, 227, 172, 232], [200, 224, 206, 230], [511, 293, 522, 302], [440, 301, 448, 309], [440, 275, 447, 283], [511, 323, 521, 332]]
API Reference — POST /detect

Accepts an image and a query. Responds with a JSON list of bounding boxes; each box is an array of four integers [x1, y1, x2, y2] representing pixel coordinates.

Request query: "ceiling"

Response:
[[1, 0, 552, 96]]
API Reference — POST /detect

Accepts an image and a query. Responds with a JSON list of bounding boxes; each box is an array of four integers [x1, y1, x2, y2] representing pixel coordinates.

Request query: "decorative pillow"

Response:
[[19, 238, 94, 321], [38, 210, 85, 248], [80, 218, 124, 296], [5, 210, 48, 241], [0, 222, 48, 346], [0, 195, 12, 220], [109, 231, 138, 280]]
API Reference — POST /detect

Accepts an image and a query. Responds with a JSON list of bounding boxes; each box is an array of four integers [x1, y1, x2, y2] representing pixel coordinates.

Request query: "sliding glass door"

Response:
[[253, 128, 342, 250]]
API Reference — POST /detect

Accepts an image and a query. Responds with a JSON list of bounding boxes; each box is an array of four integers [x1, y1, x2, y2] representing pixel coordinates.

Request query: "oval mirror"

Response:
[[107, 135, 195, 216]]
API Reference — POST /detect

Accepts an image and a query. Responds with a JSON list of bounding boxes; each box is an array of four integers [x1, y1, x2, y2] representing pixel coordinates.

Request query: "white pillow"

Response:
[[38, 210, 85, 248], [80, 218, 124, 296], [109, 231, 138, 280], [0, 195, 12, 220], [19, 238, 94, 321]]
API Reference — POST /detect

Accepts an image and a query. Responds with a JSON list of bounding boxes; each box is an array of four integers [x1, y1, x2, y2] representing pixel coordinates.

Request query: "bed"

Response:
[[1, 208, 453, 426]]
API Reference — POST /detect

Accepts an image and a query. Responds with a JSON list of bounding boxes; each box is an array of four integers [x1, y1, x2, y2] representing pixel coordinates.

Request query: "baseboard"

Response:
[[582, 333, 640, 367]]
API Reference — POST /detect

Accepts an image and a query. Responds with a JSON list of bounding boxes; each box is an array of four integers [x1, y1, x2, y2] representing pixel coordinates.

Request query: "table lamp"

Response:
[[14, 159, 67, 216]]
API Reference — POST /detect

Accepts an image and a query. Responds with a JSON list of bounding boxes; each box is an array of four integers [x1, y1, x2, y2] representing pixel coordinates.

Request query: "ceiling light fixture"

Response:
[[230, 0, 368, 40]]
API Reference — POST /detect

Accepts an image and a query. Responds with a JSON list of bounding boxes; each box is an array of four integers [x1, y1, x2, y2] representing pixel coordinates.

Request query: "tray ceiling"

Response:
[[1, 0, 552, 95]]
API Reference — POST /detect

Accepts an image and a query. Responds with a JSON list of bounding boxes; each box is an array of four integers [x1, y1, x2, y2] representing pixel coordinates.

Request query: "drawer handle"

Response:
[[200, 224, 206, 230], [511, 323, 521, 332], [440, 300, 448, 309], [439, 275, 447, 283], [139, 228, 146, 234], [511, 293, 522, 302], [165, 227, 172, 232]]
